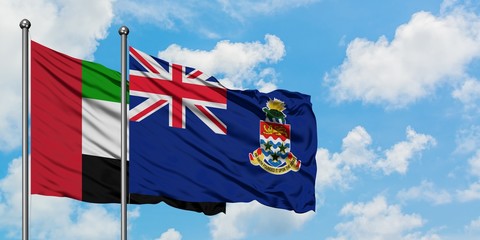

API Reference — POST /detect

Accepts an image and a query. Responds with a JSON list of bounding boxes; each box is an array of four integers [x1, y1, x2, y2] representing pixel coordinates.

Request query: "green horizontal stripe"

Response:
[[82, 60, 128, 103]]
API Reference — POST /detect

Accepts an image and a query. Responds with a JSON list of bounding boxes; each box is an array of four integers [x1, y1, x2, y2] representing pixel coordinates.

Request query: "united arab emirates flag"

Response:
[[30, 41, 225, 215]]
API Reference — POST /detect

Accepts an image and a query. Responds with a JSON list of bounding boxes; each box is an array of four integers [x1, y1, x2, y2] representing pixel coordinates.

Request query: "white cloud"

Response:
[[126, 206, 141, 232], [452, 78, 480, 111], [326, 7, 480, 108], [328, 196, 429, 240], [468, 150, 480, 177], [155, 228, 182, 240], [339, 126, 376, 167], [209, 201, 315, 240], [158, 34, 285, 90], [396, 180, 452, 205], [457, 182, 480, 202], [5, 0, 114, 59], [32, 202, 119, 240], [0, 157, 120, 239], [375, 127, 436, 175], [316, 126, 435, 191], [440, 0, 459, 13], [0, 0, 114, 151], [254, 68, 280, 93], [217, 0, 319, 21], [455, 125, 480, 154], [437, 216, 480, 240], [403, 232, 442, 240], [315, 126, 375, 190], [315, 148, 353, 190], [456, 149, 480, 202], [128, 206, 140, 219], [0, 157, 23, 231], [465, 216, 480, 233]]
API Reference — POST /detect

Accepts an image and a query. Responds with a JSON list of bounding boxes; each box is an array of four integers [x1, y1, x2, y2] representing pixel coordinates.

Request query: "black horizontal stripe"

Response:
[[82, 154, 225, 215]]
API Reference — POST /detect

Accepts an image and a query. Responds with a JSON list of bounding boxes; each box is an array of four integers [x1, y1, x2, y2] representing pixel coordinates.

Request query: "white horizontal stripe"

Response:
[[82, 98, 129, 160], [130, 69, 168, 80]]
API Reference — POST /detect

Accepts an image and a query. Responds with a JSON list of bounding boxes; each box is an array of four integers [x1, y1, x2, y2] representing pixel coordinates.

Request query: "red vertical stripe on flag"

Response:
[[171, 64, 184, 128], [31, 41, 82, 200]]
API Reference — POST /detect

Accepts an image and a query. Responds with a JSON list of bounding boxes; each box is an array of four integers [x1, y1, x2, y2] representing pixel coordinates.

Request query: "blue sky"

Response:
[[1, 0, 480, 239]]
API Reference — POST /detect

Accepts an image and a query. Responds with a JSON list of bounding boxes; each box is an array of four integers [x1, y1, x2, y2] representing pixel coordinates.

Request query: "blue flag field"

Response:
[[128, 47, 317, 213]]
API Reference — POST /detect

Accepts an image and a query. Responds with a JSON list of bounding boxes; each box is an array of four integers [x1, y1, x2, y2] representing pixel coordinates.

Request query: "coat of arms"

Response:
[[249, 99, 301, 175]]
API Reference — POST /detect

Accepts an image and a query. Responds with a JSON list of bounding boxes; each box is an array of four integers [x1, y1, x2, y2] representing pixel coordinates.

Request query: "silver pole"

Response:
[[19, 18, 31, 240], [119, 25, 129, 240]]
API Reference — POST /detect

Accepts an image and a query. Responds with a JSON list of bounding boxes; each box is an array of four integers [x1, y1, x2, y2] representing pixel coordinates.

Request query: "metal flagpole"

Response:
[[20, 18, 31, 240], [119, 25, 129, 240]]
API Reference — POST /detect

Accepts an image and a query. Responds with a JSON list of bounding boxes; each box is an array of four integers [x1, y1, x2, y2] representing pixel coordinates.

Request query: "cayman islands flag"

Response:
[[129, 47, 317, 213]]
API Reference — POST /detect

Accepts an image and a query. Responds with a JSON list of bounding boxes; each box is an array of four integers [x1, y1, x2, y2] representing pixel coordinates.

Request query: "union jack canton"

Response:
[[129, 47, 227, 134]]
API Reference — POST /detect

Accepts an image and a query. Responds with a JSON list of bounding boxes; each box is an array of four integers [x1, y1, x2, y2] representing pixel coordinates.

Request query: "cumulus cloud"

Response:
[[315, 148, 353, 190], [457, 182, 480, 202], [328, 196, 435, 240], [452, 78, 480, 112], [158, 34, 285, 91], [326, 7, 480, 108], [0, 0, 114, 151], [396, 180, 452, 205], [375, 127, 436, 175], [0, 157, 120, 239], [155, 228, 182, 240], [209, 201, 314, 240], [316, 126, 436, 190], [339, 126, 376, 167], [315, 126, 375, 190]]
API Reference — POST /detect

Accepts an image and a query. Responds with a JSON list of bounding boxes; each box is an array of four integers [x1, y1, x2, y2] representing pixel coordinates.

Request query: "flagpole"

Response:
[[119, 25, 129, 240], [20, 18, 31, 240]]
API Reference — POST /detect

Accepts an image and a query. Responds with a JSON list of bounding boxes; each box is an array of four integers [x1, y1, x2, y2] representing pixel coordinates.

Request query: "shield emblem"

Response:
[[249, 99, 301, 175], [250, 121, 301, 175], [259, 121, 291, 167]]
